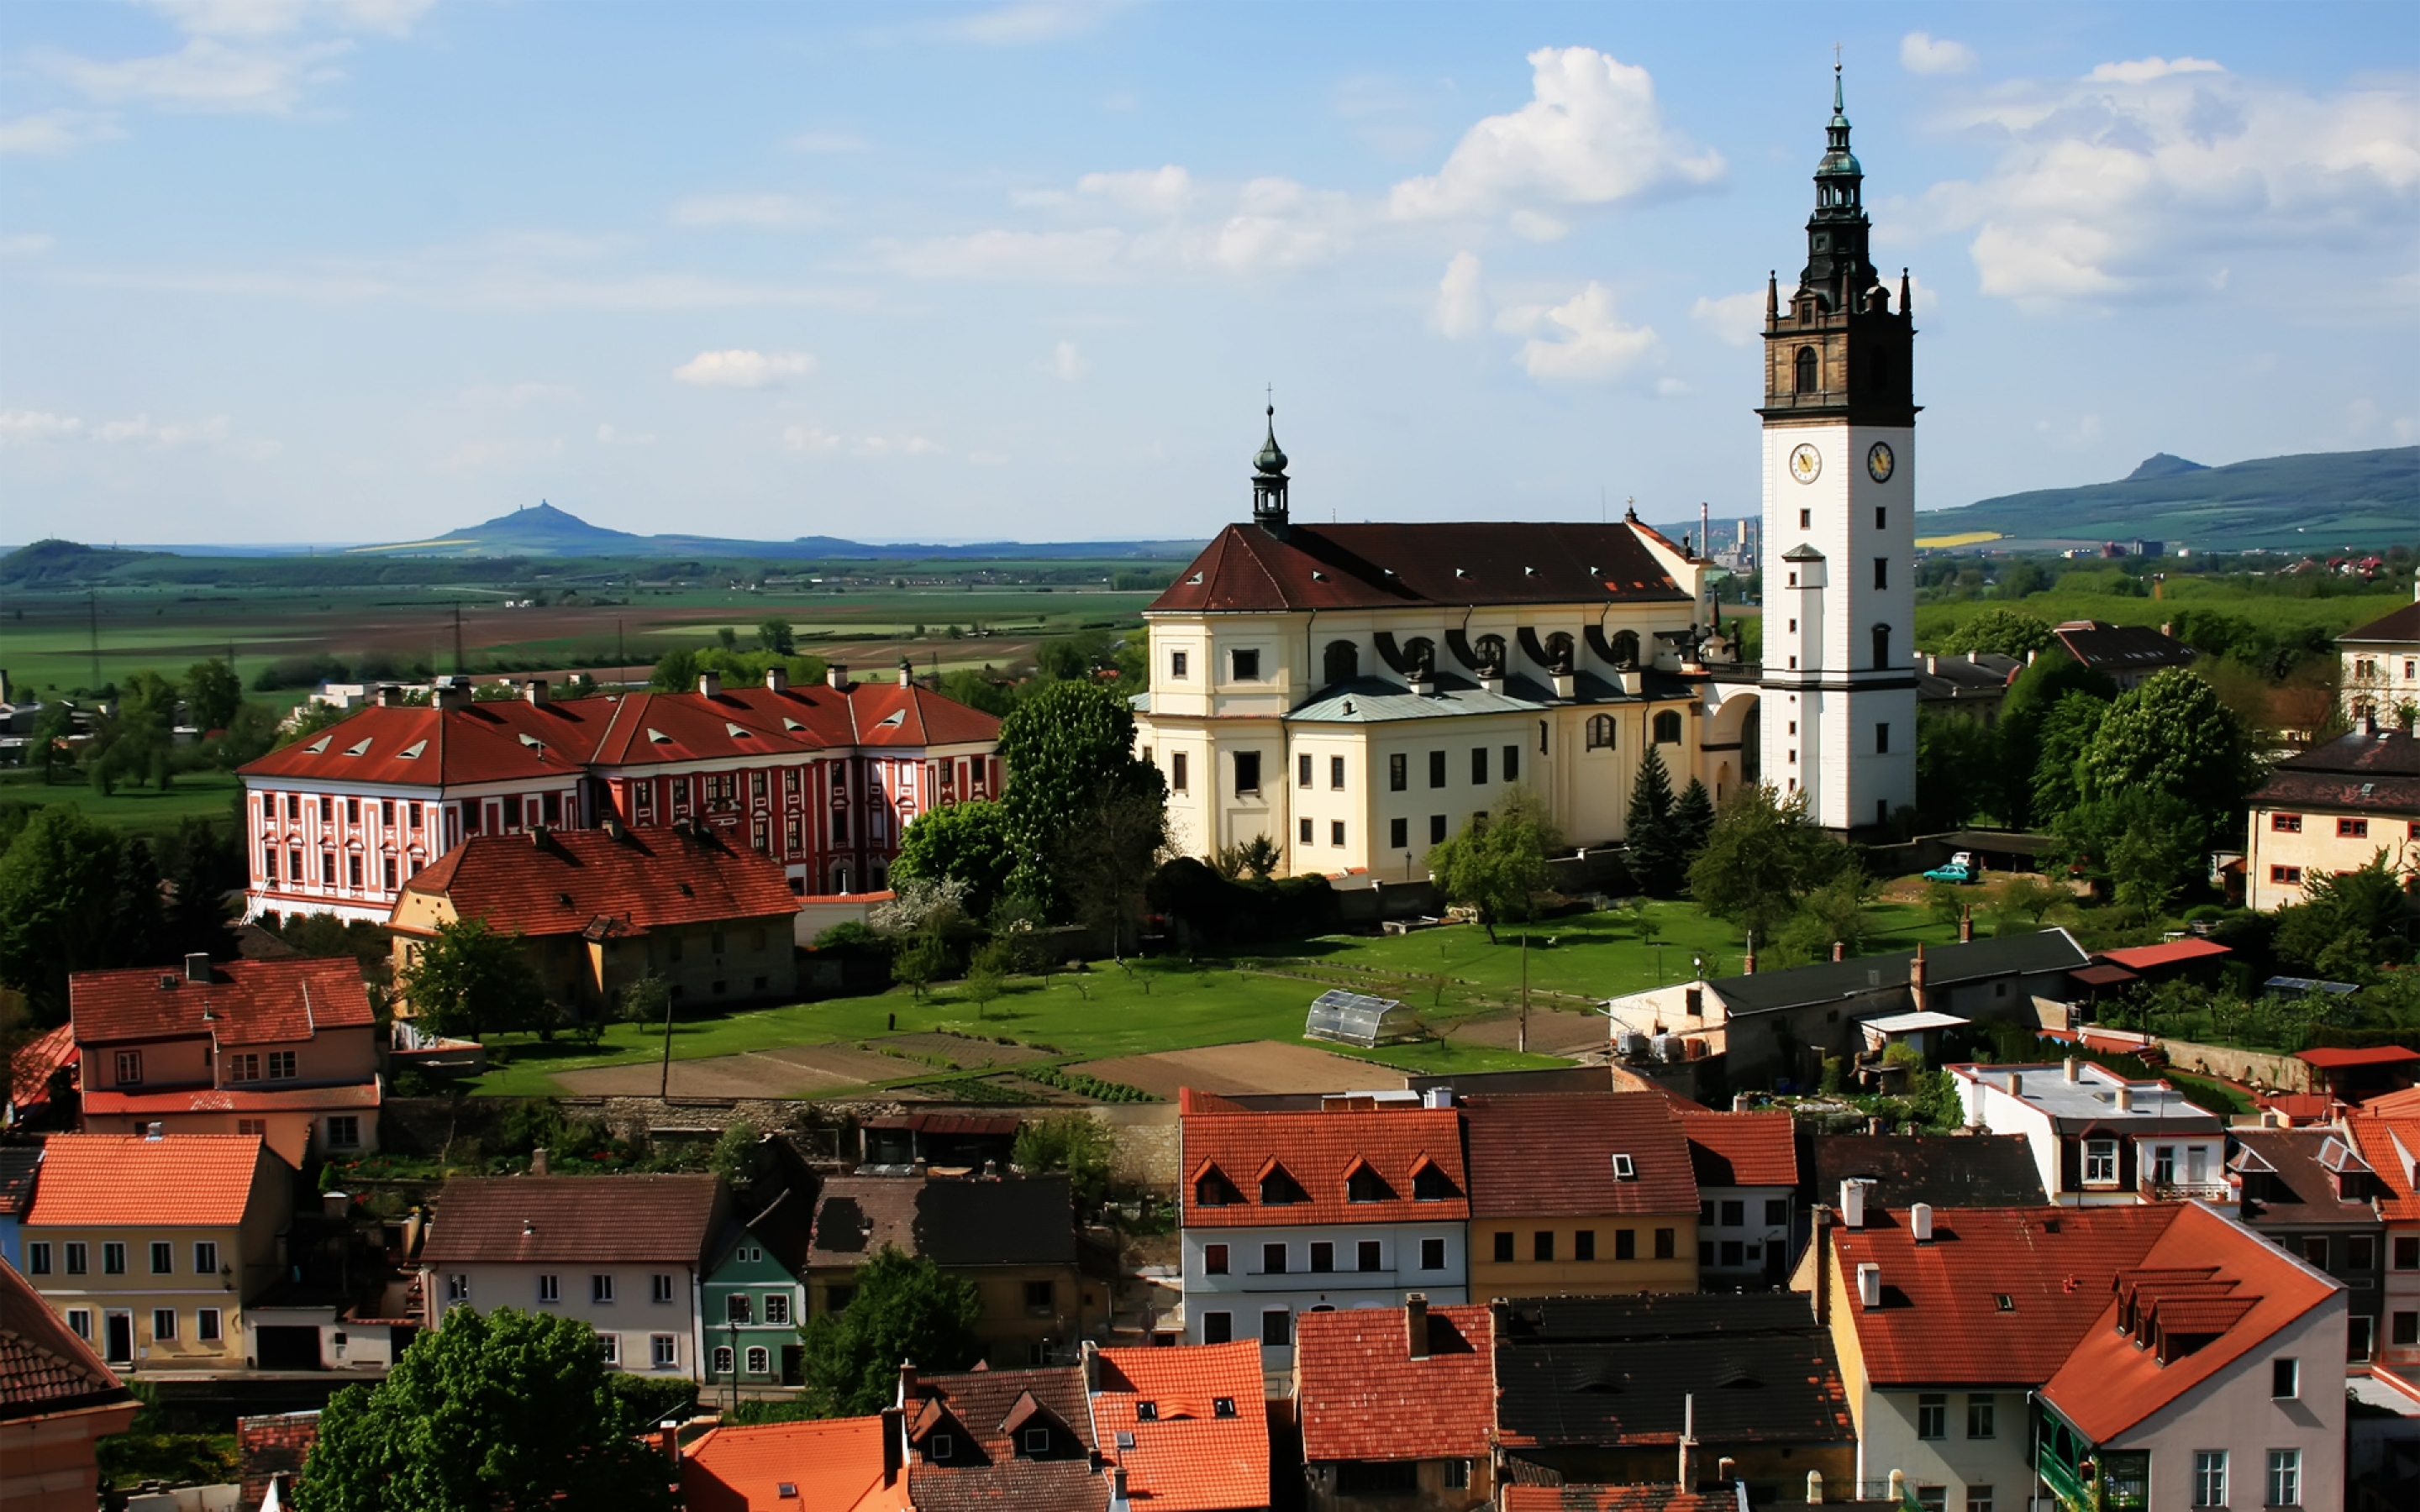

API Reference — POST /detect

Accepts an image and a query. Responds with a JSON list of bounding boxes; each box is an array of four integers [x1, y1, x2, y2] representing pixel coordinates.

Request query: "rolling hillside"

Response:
[[1913, 446, 2417, 551], [345, 501, 1201, 560]]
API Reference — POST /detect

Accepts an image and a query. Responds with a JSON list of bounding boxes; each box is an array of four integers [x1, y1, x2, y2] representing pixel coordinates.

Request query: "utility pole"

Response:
[[453, 602, 464, 675], [660, 988, 676, 1100], [87, 591, 99, 689], [618, 619, 626, 687], [1518, 927, 1530, 1055]]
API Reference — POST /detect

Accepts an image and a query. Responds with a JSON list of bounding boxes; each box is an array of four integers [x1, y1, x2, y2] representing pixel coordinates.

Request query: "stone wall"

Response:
[[2153, 1037, 2314, 1094]]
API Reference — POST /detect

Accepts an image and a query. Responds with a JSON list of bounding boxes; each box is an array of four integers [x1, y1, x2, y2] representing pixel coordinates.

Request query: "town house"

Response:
[[418, 1173, 727, 1379], [898, 1358, 1104, 1511], [702, 1181, 813, 1392], [1086, 1338, 1273, 1512], [1461, 1092, 1700, 1299], [70, 954, 382, 1167], [2345, 1112, 2420, 1371], [2244, 721, 2419, 911], [677, 1413, 911, 1512], [1294, 1298, 1493, 1512], [1682, 1106, 1799, 1289], [2338, 581, 2420, 726], [2229, 1123, 2390, 1362], [20, 1134, 292, 1373], [1, 1255, 141, 1512], [1953, 1059, 2228, 1206], [1179, 1089, 1470, 1372]]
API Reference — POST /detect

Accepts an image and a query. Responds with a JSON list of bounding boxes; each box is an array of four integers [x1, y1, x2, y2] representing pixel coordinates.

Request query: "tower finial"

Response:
[[1251, 395, 1290, 530]]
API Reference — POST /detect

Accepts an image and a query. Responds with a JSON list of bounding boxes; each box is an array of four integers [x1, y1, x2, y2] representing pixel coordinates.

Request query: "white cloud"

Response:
[[1497, 282, 1660, 382], [672, 349, 817, 387], [0, 234, 58, 256], [781, 424, 840, 454], [1507, 209, 1568, 243], [43, 37, 355, 114], [1, 407, 276, 455], [1389, 47, 1723, 224], [1076, 165, 1193, 215], [886, 227, 1129, 281], [1432, 252, 1486, 338], [1900, 33, 1976, 76], [2087, 56, 2225, 85], [855, 434, 942, 458], [0, 411, 84, 444], [459, 381, 577, 407], [95, 413, 233, 446], [1690, 289, 1765, 347], [671, 193, 827, 229], [0, 110, 124, 155], [1044, 340, 1088, 381], [786, 129, 867, 154], [596, 423, 655, 446], [930, 0, 1131, 45], [141, 0, 434, 38]]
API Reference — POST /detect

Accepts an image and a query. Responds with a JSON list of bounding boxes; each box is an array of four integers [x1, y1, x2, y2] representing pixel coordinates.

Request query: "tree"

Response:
[[995, 680, 1165, 915], [797, 1248, 983, 1416], [892, 801, 1016, 920], [890, 932, 951, 1000], [2028, 692, 2110, 825], [29, 701, 76, 785], [1210, 835, 1279, 881], [0, 806, 139, 1020], [756, 618, 796, 656], [1668, 779, 1716, 869], [1936, 608, 2054, 659], [712, 1120, 769, 1188], [1427, 786, 1560, 944], [1013, 1111, 1115, 1211], [293, 1306, 676, 1512], [395, 916, 545, 1040], [1622, 747, 1683, 895], [1991, 874, 2073, 933], [1772, 871, 1878, 965], [1052, 785, 1170, 958], [2274, 853, 2414, 975], [934, 668, 1015, 717], [1994, 648, 2117, 827], [2075, 668, 2256, 830], [1916, 709, 2002, 831], [1685, 785, 1853, 946], [2051, 790, 2209, 923], [183, 659, 244, 732]]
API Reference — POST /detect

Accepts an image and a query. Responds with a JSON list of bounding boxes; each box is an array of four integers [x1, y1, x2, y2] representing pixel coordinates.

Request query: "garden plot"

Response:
[[1446, 1006, 1610, 1055], [552, 1042, 920, 1098], [1071, 1040, 1402, 1099]]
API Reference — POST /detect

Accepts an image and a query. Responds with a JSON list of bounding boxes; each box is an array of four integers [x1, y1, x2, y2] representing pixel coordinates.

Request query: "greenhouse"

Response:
[[1303, 989, 1421, 1047]]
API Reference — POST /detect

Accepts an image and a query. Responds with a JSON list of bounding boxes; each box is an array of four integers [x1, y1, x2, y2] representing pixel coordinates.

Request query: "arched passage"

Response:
[[1701, 690, 1761, 801]]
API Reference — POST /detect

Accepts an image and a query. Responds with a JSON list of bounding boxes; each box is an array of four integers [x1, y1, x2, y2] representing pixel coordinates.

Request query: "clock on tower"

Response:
[[1757, 66, 1918, 837]]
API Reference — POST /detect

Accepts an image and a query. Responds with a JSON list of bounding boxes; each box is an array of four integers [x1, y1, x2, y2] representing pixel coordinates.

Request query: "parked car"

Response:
[[1923, 851, 1980, 884]]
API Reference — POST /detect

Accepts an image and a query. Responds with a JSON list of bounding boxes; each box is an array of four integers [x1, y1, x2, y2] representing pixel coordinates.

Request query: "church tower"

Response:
[[1758, 67, 1918, 835]]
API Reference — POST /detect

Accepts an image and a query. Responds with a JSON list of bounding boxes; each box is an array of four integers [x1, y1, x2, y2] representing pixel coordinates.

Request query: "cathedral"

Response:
[[1134, 71, 1917, 873]]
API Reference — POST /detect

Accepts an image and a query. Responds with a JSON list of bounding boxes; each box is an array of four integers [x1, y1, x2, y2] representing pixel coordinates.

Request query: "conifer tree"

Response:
[[1669, 778, 1717, 867], [1623, 747, 1683, 896]]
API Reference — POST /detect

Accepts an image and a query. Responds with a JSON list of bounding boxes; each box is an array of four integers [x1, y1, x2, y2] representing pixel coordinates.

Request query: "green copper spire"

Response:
[[1819, 63, 1861, 180], [1254, 403, 1287, 476]]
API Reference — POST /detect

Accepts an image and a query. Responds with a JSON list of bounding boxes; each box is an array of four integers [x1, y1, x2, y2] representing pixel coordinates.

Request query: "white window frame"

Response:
[[152, 1308, 177, 1341], [712, 1345, 734, 1376], [193, 1242, 218, 1275], [446, 1273, 471, 1304], [538, 1274, 560, 1305], [2265, 1448, 2298, 1508], [745, 1345, 769, 1376], [2083, 1138, 2118, 1185], [66, 1308, 92, 1340], [651, 1273, 676, 1304], [650, 1333, 678, 1369], [2193, 1451, 2227, 1509], [762, 1293, 791, 1326], [197, 1308, 222, 1342], [597, 1331, 619, 1365], [591, 1273, 615, 1305]]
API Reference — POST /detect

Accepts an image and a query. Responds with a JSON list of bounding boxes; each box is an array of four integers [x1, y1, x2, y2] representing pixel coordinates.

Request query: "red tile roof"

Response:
[[239, 699, 611, 787], [394, 827, 799, 938], [1681, 1109, 1798, 1188], [70, 958, 374, 1047], [8, 1022, 75, 1116], [1503, 1490, 1743, 1512], [1296, 1303, 1493, 1463], [2297, 1046, 2420, 1069], [420, 1174, 725, 1266], [2042, 1203, 2342, 1441], [24, 1134, 277, 1228], [1, 1256, 134, 1421], [1147, 521, 1691, 616], [82, 1081, 383, 1117], [1465, 1094, 1697, 1218], [2097, 939, 2232, 970], [587, 682, 998, 767], [906, 1363, 1101, 1512], [2344, 1116, 2420, 1223], [1831, 1205, 2179, 1387], [680, 1416, 911, 1512], [2360, 1087, 2420, 1118], [1181, 1105, 1469, 1229], [1090, 1341, 1269, 1511]]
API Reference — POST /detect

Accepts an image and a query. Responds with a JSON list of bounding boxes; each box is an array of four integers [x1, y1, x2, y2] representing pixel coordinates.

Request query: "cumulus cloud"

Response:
[[673, 349, 817, 387], [0, 410, 85, 444], [1900, 33, 1975, 76], [2086, 56, 2224, 85], [1044, 340, 1088, 381], [886, 174, 1350, 281], [1689, 289, 1765, 347], [671, 193, 827, 228], [141, 0, 434, 37], [3, 407, 275, 455], [1431, 252, 1486, 338], [1497, 282, 1660, 382], [32, 0, 427, 126], [0, 110, 124, 155], [930, 0, 1132, 45], [1389, 47, 1723, 224], [855, 434, 942, 458], [95, 413, 233, 446], [1076, 165, 1194, 215]]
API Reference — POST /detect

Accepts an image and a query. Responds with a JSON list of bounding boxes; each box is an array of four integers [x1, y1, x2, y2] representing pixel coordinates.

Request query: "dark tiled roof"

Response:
[[808, 1177, 1076, 1269], [397, 827, 800, 939], [2249, 727, 2420, 812], [1711, 931, 2088, 1017], [1492, 1294, 1852, 1449], [0, 1147, 39, 1217], [1147, 521, 1691, 616], [2230, 1126, 2382, 1228], [2049, 622, 2196, 675], [0, 1256, 133, 1421], [907, 1363, 1101, 1512], [1808, 1134, 2049, 1210], [421, 1174, 725, 1266], [71, 957, 374, 1047], [2340, 601, 2420, 645], [1464, 1094, 1697, 1218]]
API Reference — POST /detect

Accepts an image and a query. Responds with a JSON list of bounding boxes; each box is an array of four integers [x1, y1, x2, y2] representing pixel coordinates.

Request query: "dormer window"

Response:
[[1610, 1153, 1636, 1181], [1136, 1401, 1158, 1422], [1023, 1428, 1050, 1454], [1259, 1163, 1307, 1206], [1411, 1157, 1459, 1203], [1193, 1168, 1237, 1208], [1345, 1161, 1393, 1205], [1213, 1397, 1238, 1418], [928, 1434, 953, 1462]]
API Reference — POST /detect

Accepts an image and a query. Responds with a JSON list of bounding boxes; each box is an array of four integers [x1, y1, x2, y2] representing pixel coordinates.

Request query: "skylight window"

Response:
[[647, 727, 671, 743], [344, 738, 371, 756], [725, 722, 750, 738], [782, 718, 804, 732], [397, 739, 426, 759], [305, 736, 332, 753], [1610, 1153, 1636, 1180], [1135, 1401, 1158, 1421], [1995, 1294, 2016, 1312]]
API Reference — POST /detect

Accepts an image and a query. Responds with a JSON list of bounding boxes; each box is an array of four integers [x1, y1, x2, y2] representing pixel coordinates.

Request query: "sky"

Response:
[[2, 1, 2415, 547]]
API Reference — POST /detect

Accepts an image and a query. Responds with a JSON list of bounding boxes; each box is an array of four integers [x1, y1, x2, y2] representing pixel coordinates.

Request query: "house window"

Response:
[[1917, 1394, 1947, 1439], [539, 1274, 560, 1304], [1234, 752, 1260, 795], [383, 857, 397, 889], [237, 1119, 266, 1137], [1262, 1243, 1287, 1274], [592, 1274, 615, 1304], [66, 1243, 87, 1275], [1446, 1460, 1472, 1490], [153, 1309, 177, 1342], [1260, 1310, 1291, 1347], [1965, 1491, 1992, 1512], [1872, 623, 1892, 669], [1502, 744, 1518, 782], [1024, 1280, 1054, 1315], [103, 1243, 126, 1275], [1171, 752, 1188, 792], [763, 1294, 790, 1326], [1359, 1241, 1382, 1272], [597, 1332, 618, 1365], [408, 801, 421, 827], [1915, 1490, 1944, 1512], [713, 1346, 734, 1376], [321, 853, 337, 885], [1230, 648, 1260, 681], [1203, 1243, 1228, 1275], [1330, 754, 1346, 790], [650, 1335, 677, 1369], [2391, 1310, 2417, 1347], [2349, 1315, 2375, 1362], [328, 1116, 360, 1149], [1390, 817, 1408, 849], [2192, 1452, 2228, 1509], [1876, 722, 1890, 754], [1493, 1231, 1514, 1263], [348, 854, 363, 888], [1429, 815, 1447, 843], [150, 1242, 173, 1274], [2084, 1139, 2118, 1184], [1653, 711, 1682, 743], [1171, 650, 1188, 679], [2270, 865, 2302, 885], [2302, 1236, 2328, 1268], [1534, 1231, 1555, 1263], [2265, 1450, 2298, 1508], [114, 1050, 143, 1085], [1389, 753, 1407, 791], [2152, 1147, 2176, 1184], [1654, 1228, 1675, 1259], [66, 1309, 91, 1340], [1573, 1229, 1596, 1260], [28, 1243, 50, 1275], [742, 1347, 766, 1376], [1298, 753, 1313, 789], [1765, 1199, 1789, 1225], [1299, 817, 1313, 845], [726, 1294, 753, 1325], [1330, 820, 1345, 847], [1615, 1229, 1636, 1261], [1310, 1242, 1334, 1273], [1967, 1395, 1995, 1438], [2271, 813, 2302, 832], [197, 1309, 221, 1342], [1794, 345, 1818, 392], [1586, 714, 1616, 750], [1419, 1238, 1445, 1270], [2272, 1358, 2298, 1399], [446, 1273, 470, 1303], [1428, 750, 1447, 788], [2398, 1236, 2420, 1270], [268, 1052, 297, 1080], [1874, 557, 1889, 591], [652, 1274, 676, 1304], [1202, 1312, 1233, 1345], [2338, 817, 2369, 838], [1720, 1200, 1744, 1226], [1470, 747, 1488, 785]]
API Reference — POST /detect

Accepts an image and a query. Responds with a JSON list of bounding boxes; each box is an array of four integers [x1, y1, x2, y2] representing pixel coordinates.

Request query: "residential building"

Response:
[[899, 1359, 1104, 1512], [19, 1133, 293, 1372], [1807, 1131, 2049, 1213], [417, 1173, 727, 1379], [6, 1022, 75, 1132], [1179, 1089, 1470, 1371], [236, 1411, 320, 1509], [1605, 931, 2090, 1090], [2338, 584, 2420, 725], [0, 1146, 38, 1268], [69, 954, 381, 1168], [387, 825, 801, 1017], [1, 1256, 140, 1512], [2345, 1113, 2420, 1371], [1086, 1338, 1272, 1512], [2047, 621, 2198, 690], [2036, 1203, 2347, 1512], [702, 1182, 813, 1391], [678, 1414, 912, 1512], [1462, 1092, 1699, 1299], [1491, 1294, 1856, 1498], [2232, 1124, 2390, 1361], [1914, 652, 2022, 727], [1681, 1108, 1798, 1288], [239, 668, 1002, 924], [1953, 1059, 2228, 1206], [803, 1174, 1088, 1368], [1798, 1198, 2176, 1508], [2297, 1045, 2420, 1109], [1294, 1298, 1493, 1512], [2245, 722, 2420, 911]]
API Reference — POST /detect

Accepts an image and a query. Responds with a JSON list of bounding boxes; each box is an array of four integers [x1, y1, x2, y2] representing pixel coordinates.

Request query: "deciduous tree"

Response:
[[892, 800, 1016, 920], [0, 806, 141, 1020], [2076, 668, 2256, 830], [394, 916, 545, 1040], [1427, 786, 1560, 944], [2028, 692, 2110, 825], [1685, 785, 1853, 946], [1936, 608, 2054, 659], [182, 659, 245, 732], [995, 680, 1165, 915], [797, 1248, 983, 1417]]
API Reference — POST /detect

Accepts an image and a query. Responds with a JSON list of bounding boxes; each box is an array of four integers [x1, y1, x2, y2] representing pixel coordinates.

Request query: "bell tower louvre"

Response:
[[1757, 66, 1919, 837]]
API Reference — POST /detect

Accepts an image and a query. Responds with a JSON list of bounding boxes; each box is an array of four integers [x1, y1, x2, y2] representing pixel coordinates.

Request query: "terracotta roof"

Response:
[[681, 1416, 911, 1512], [1809, 1134, 2049, 1211], [2098, 939, 2233, 970], [70, 957, 373, 1047], [1464, 1094, 1697, 1218], [82, 1081, 384, 1117], [2043, 1202, 2342, 1442], [239, 699, 610, 787], [2049, 622, 2196, 676], [1181, 1104, 1469, 1229], [2346, 1116, 2420, 1222], [395, 827, 800, 939], [1830, 1205, 2178, 1387], [2249, 727, 2420, 812], [906, 1363, 1100, 1512], [2297, 1046, 2420, 1069], [587, 681, 999, 767], [807, 1176, 1076, 1269], [24, 1134, 276, 1228], [2340, 600, 2420, 646], [1681, 1110, 1797, 1188], [8, 1022, 75, 1116], [2359, 1087, 2420, 1119], [420, 1174, 725, 1266], [1090, 1341, 1270, 1511], [0, 1256, 134, 1422], [1147, 520, 1691, 617], [1295, 1304, 1493, 1464]]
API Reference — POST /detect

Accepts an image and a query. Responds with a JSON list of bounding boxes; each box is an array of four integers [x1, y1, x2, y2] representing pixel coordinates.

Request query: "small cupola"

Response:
[[1251, 402, 1290, 534]]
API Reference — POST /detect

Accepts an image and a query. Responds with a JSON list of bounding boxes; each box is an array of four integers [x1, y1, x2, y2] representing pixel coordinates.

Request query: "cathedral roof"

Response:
[[1147, 521, 1690, 616]]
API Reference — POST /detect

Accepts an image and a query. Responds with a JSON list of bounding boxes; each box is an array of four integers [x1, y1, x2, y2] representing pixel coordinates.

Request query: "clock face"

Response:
[[1867, 442, 1896, 483], [1788, 443, 1822, 485]]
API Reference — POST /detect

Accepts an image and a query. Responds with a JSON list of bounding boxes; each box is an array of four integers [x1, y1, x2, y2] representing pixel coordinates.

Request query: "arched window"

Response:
[[1474, 634, 1507, 674], [1323, 639, 1359, 685], [1653, 711, 1683, 744], [1402, 637, 1436, 677], [1872, 623, 1892, 669], [1609, 630, 1640, 668], [1544, 632, 1575, 672], [1586, 715, 1617, 751], [1794, 346, 1819, 394]]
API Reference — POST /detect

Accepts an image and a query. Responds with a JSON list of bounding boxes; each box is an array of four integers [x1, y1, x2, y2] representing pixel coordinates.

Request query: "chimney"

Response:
[[1909, 942, 1928, 1002], [524, 679, 549, 706], [323, 1189, 350, 1222], [1890, 1470, 1907, 1505], [828, 664, 850, 690], [1405, 1293, 1430, 1359], [1111, 1467, 1130, 1510], [1676, 1394, 1698, 1490], [376, 683, 402, 707], [764, 665, 788, 692], [185, 952, 211, 984], [1866, 1116, 1885, 1137], [1831, 940, 1846, 963], [1733, 1093, 1752, 1113], [2065, 1057, 2081, 1084], [1808, 1472, 1825, 1504], [1840, 1179, 1867, 1230], [1958, 906, 1974, 944], [602, 816, 625, 842], [697, 671, 721, 699], [655, 1422, 680, 1469], [1911, 1203, 1934, 1243], [530, 1147, 549, 1176], [1718, 1457, 1738, 1483], [1812, 1207, 1832, 1325], [2115, 1084, 2134, 1113], [434, 675, 471, 711], [2009, 1072, 2023, 1097], [880, 1408, 903, 1485], [899, 656, 916, 686], [897, 1359, 918, 1407], [1080, 1339, 1100, 1389], [1857, 1263, 1883, 1310]]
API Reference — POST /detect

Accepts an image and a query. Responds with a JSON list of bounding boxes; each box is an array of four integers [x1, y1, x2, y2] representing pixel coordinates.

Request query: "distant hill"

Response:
[[1916, 446, 2417, 550], [345, 501, 1202, 561], [0, 538, 170, 585]]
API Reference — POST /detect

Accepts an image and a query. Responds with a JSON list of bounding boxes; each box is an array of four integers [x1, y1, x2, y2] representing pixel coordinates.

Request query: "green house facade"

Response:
[[701, 1185, 812, 1390]]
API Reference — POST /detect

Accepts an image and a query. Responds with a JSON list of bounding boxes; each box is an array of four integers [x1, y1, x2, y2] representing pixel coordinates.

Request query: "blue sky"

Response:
[[3, 1, 2414, 546]]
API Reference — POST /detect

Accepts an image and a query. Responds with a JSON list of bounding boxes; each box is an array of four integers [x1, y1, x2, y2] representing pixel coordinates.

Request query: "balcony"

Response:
[[2141, 1179, 2232, 1204]]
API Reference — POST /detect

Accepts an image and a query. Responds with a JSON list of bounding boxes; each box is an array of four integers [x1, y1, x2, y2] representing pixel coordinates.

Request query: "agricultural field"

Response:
[[1912, 570, 2409, 653], [0, 769, 242, 839]]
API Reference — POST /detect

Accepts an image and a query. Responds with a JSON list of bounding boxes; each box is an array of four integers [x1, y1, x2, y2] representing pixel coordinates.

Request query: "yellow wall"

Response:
[[2246, 801, 2419, 911], [1466, 1215, 1697, 1299]]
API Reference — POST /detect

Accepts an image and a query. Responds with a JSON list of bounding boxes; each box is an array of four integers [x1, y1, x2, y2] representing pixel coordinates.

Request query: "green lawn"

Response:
[[0, 768, 243, 837]]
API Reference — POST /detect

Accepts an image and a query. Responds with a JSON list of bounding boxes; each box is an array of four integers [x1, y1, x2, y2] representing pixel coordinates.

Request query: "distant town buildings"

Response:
[[2244, 722, 2420, 911]]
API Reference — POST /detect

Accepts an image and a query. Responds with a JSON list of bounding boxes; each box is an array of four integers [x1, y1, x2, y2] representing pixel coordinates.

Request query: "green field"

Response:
[[1913, 574, 2407, 652], [0, 769, 242, 838]]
